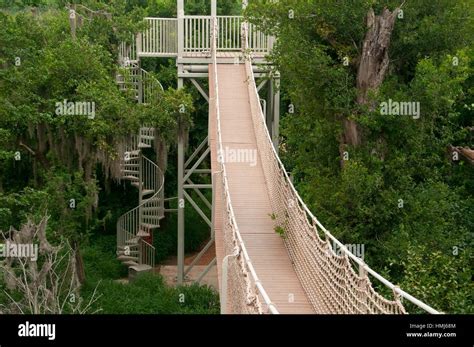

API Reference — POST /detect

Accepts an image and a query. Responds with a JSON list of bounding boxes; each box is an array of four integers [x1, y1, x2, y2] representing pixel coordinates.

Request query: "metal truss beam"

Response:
[[190, 78, 209, 102]]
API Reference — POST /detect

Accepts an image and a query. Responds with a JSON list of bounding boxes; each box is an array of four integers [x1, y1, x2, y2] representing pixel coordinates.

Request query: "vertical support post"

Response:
[[136, 33, 142, 57], [69, 9, 76, 40], [177, 77, 185, 285], [211, 0, 217, 56], [273, 77, 280, 152], [242, 0, 248, 53], [138, 151, 143, 206], [211, 0, 217, 17], [266, 77, 274, 138], [211, 171, 218, 239], [359, 262, 366, 277], [359, 261, 368, 313], [221, 253, 237, 314], [138, 151, 143, 245], [177, 0, 184, 59], [137, 66, 143, 104]]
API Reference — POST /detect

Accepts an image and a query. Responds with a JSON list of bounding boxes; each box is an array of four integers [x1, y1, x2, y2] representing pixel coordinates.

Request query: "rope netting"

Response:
[[211, 20, 438, 315], [222, 207, 262, 314], [243, 52, 407, 314]]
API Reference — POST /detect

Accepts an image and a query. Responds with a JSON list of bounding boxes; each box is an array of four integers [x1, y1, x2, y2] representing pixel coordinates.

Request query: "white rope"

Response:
[[210, 15, 439, 314], [240, 21, 440, 314]]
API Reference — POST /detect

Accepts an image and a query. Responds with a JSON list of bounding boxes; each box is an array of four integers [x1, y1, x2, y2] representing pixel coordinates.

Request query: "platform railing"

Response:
[[133, 16, 274, 57]]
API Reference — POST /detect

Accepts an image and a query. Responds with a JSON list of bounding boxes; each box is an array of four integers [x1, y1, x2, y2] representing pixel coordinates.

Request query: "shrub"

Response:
[[82, 273, 219, 314]]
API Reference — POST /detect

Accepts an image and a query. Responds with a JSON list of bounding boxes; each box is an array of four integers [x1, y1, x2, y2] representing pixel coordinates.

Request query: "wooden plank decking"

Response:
[[210, 64, 314, 314]]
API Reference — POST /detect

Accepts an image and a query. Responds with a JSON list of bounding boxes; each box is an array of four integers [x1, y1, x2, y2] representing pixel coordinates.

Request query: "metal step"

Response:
[[138, 142, 151, 149], [118, 255, 139, 262], [123, 260, 139, 267], [117, 250, 139, 256], [122, 169, 139, 174], [142, 189, 154, 196], [140, 135, 154, 140], [140, 223, 160, 229], [142, 218, 161, 225], [129, 264, 152, 272], [142, 212, 162, 217], [121, 159, 139, 163], [136, 230, 150, 237], [142, 206, 161, 212], [125, 237, 139, 245], [143, 198, 162, 204], [117, 244, 139, 250], [123, 175, 139, 181], [123, 157, 139, 162]]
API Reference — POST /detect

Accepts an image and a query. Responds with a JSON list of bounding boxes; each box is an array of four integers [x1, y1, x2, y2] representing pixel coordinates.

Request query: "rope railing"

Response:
[[240, 21, 440, 314], [211, 18, 278, 314]]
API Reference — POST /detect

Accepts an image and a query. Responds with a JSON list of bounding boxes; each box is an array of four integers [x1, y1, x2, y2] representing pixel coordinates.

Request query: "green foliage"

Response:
[[43, 169, 98, 242], [0, 7, 194, 180], [0, 187, 48, 230], [269, 213, 286, 238], [247, 0, 474, 313], [0, 4, 195, 244], [0, 0, 222, 315], [397, 243, 472, 314], [153, 196, 210, 262], [0, 167, 99, 245], [71, 230, 218, 314], [82, 234, 128, 283], [79, 233, 219, 314], [81, 273, 219, 314], [274, 225, 285, 238]]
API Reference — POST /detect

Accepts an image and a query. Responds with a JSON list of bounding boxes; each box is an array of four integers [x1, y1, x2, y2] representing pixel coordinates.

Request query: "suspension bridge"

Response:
[[65, 1, 441, 314]]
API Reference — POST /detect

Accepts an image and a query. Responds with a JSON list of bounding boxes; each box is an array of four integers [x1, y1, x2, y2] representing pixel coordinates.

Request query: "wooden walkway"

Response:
[[209, 64, 314, 314]]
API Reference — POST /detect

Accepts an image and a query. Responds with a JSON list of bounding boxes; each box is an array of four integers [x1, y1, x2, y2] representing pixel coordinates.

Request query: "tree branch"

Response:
[[19, 141, 36, 156]]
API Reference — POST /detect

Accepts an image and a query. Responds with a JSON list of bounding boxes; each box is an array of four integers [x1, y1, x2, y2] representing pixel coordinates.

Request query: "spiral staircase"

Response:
[[115, 38, 165, 275]]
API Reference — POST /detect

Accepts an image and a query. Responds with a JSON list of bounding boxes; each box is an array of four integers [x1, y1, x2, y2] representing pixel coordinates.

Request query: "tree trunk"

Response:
[[341, 7, 400, 153], [74, 245, 86, 284], [35, 123, 50, 168], [357, 7, 399, 106]]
